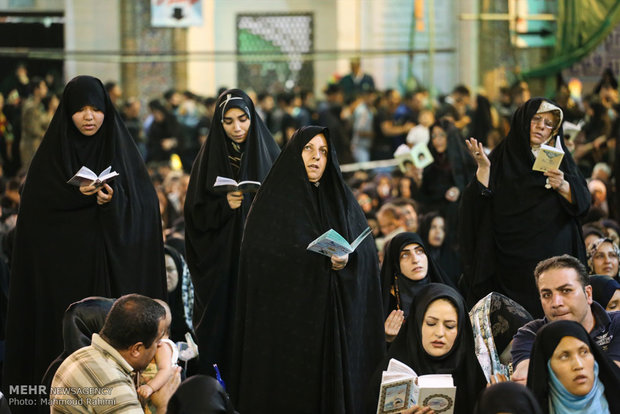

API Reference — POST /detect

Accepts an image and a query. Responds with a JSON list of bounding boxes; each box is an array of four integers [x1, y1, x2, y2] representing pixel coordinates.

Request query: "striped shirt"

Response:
[[50, 334, 143, 413]]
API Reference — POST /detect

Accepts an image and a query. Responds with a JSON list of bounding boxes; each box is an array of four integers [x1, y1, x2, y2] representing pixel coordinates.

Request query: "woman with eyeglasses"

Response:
[[459, 98, 590, 318]]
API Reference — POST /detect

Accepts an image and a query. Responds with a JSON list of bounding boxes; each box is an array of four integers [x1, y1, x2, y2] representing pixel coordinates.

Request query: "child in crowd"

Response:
[[138, 299, 179, 401]]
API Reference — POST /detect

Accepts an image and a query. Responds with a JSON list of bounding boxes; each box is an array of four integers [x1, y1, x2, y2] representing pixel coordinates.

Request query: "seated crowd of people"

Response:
[[0, 62, 619, 414]]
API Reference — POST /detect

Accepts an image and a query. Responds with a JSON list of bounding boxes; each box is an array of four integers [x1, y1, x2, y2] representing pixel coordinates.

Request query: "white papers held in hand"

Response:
[[532, 137, 564, 172], [306, 227, 371, 257], [213, 176, 261, 193], [376, 358, 456, 414], [67, 166, 119, 187]]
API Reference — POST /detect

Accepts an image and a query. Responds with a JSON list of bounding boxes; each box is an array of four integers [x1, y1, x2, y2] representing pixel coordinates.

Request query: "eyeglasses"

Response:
[[531, 115, 555, 130]]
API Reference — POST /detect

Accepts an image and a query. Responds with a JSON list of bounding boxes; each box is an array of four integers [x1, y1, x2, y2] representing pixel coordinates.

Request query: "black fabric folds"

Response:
[[380, 232, 455, 319], [184, 88, 279, 379], [474, 382, 543, 414], [527, 320, 620, 414], [419, 211, 461, 285], [231, 126, 385, 414], [167, 375, 237, 414], [3, 76, 166, 397], [589, 274, 620, 310], [371, 283, 487, 414], [459, 97, 590, 316]]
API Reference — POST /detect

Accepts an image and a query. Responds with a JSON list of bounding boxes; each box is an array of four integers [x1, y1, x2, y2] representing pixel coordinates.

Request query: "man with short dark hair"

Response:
[[391, 198, 419, 233], [511, 254, 620, 384], [51, 294, 180, 413]]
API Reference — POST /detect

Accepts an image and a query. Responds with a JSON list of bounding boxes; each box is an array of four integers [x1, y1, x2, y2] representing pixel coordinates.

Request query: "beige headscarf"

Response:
[[535, 100, 564, 136]]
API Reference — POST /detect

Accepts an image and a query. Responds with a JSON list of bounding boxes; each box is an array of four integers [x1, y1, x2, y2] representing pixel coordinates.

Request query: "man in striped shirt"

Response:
[[50, 294, 180, 413]]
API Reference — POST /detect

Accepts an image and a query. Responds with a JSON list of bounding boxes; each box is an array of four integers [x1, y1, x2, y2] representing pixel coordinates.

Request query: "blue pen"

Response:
[[213, 363, 227, 391]]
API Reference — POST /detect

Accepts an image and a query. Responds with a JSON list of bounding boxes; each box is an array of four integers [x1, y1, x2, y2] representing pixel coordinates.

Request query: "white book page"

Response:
[[214, 176, 238, 187]]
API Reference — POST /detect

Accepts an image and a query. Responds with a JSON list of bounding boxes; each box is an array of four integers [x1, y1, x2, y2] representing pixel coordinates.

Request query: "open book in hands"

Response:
[[67, 166, 119, 188], [307, 227, 371, 257], [213, 176, 261, 193], [377, 358, 456, 414], [532, 137, 564, 172]]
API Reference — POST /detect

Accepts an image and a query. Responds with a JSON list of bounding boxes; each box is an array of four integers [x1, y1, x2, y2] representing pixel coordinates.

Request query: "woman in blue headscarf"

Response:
[[527, 320, 620, 413]]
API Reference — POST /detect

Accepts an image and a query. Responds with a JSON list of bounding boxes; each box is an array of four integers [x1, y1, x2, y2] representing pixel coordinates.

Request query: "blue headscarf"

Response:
[[547, 360, 609, 414], [527, 320, 620, 414]]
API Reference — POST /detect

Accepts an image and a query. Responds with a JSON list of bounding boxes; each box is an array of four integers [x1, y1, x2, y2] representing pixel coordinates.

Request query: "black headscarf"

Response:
[[167, 375, 237, 414], [419, 211, 461, 285], [474, 382, 543, 414], [184, 88, 279, 379], [427, 119, 476, 192], [372, 283, 487, 414], [527, 320, 620, 414], [589, 275, 620, 309], [232, 126, 385, 414], [4, 75, 166, 399], [380, 232, 455, 319], [164, 244, 193, 343], [421, 120, 475, 250], [470, 95, 494, 146], [459, 97, 590, 315]]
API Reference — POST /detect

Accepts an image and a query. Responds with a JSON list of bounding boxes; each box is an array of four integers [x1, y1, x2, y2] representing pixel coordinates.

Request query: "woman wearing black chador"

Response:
[[184, 89, 279, 380], [460, 98, 590, 317], [3, 76, 166, 409]]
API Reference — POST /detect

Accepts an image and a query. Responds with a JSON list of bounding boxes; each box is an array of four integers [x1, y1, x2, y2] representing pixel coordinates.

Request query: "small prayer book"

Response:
[[376, 358, 456, 414], [213, 176, 261, 193], [532, 137, 564, 172], [67, 166, 119, 187], [306, 227, 371, 257]]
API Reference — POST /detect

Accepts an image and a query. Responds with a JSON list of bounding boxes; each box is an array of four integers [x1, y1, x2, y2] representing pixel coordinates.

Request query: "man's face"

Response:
[[134, 317, 166, 371], [538, 267, 592, 325], [400, 205, 418, 233]]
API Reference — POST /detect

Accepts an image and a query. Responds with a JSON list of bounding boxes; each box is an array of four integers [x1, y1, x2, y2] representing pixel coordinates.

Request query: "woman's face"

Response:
[[165, 254, 179, 292], [377, 177, 391, 197], [399, 243, 428, 281], [399, 178, 412, 199], [549, 336, 595, 396], [428, 216, 445, 248], [529, 111, 555, 147], [222, 107, 250, 144], [431, 126, 447, 154], [71, 105, 105, 136], [302, 133, 328, 182], [357, 193, 373, 213], [592, 241, 619, 277], [421, 298, 458, 357], [605, 289, 620, 312]]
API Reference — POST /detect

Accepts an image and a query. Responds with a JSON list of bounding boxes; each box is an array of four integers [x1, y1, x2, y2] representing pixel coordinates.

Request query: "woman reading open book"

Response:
[[4, 75, 166, 399], [232, 126, 384, 413], [460, 98, 590, 318], [184, 88, 279, 381]]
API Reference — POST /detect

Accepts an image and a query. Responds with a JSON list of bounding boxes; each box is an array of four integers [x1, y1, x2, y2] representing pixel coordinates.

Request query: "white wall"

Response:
[[64, 0, 121, 83], [361, 0, 459, 95], [187, 0, 215, 96]]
